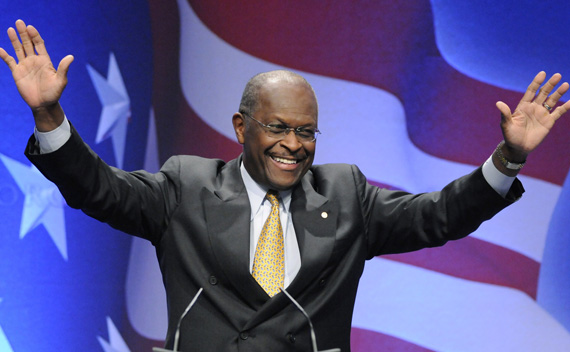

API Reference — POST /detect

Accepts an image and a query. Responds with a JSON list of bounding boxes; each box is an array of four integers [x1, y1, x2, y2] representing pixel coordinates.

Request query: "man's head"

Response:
[[233, 70, 319, 191]]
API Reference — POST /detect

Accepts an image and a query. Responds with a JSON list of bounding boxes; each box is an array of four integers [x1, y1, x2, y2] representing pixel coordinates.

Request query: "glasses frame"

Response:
[[241, 112, 321, 143]]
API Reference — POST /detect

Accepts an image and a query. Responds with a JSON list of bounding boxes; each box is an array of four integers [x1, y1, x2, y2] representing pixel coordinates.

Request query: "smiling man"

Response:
[[2, 20, 569, 352], [234, 71, 319, 191]]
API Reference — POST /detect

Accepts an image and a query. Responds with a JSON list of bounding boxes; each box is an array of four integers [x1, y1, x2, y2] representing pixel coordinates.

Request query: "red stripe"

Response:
[[149, 0, 241, 162], [351, 327, 435, 352], [382, 236, 539, 298]]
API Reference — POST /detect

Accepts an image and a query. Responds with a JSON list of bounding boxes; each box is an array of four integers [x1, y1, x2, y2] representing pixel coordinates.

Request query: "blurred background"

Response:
[[0, 1, 569, 351]]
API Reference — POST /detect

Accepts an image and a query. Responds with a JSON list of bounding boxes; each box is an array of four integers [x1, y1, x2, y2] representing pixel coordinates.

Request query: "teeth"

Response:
[[273, 156, 297, 164]]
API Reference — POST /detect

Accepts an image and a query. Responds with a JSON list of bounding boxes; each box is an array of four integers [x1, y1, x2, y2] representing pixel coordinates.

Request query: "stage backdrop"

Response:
[[1, 1, 569, 351]]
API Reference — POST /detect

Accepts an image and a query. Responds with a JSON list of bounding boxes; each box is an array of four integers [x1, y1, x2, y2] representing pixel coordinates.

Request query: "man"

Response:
[[1, 19, 568, 351]]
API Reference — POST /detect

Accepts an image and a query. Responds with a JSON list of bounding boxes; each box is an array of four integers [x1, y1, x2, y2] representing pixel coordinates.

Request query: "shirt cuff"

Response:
[[34, 117, 71, 154], [482, 155, 516, 198]]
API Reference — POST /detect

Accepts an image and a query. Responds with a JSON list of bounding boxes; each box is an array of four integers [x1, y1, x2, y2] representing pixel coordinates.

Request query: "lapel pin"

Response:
[[321, 212, 328, 219]]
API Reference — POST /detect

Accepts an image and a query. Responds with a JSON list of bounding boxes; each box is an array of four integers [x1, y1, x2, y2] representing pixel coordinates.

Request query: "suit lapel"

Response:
[[285, 174, 338, 296], [203, 157, 268, 308]]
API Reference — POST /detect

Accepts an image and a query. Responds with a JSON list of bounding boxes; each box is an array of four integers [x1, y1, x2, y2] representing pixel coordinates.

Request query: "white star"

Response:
[[0, 299, 14, 352], [87, 53, 131, 169], [97, 317, 131, 352], [0, 154, 67, 260]]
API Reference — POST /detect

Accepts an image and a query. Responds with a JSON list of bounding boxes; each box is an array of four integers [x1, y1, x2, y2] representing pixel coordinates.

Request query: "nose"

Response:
[[279, 129, 303, 152]]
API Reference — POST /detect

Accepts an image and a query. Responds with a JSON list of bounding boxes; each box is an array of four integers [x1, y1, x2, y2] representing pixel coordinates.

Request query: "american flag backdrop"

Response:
[[0, 1, 569, 351]]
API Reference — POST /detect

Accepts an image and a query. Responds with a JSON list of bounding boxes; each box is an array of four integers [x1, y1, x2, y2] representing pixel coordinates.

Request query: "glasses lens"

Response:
[[266, 124, 288, 135], [295, 128, 316, 142]]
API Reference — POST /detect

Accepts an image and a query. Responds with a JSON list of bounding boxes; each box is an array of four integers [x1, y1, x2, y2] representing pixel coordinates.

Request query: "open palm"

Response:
[[0, 20, 73, 111], [497, 71, 570, 156]]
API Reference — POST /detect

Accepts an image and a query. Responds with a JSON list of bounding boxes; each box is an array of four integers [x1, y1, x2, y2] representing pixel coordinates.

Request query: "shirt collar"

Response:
[[240, 162, 292, 218]]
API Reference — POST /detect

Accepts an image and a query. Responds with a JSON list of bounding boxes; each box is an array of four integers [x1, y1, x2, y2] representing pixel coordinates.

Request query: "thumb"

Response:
[[56, 54, 74, 79], [496, 101, 512, 121], [0, 47, 17, 72]]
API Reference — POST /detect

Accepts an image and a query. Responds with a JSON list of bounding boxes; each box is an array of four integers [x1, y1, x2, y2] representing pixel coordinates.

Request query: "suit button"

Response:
[[287, 333, 296, 343], [209, 275, 218, 285], [239, 331, 249, 340], [319, 278, 326, 286]]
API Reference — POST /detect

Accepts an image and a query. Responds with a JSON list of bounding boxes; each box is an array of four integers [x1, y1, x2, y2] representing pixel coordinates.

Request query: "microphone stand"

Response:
[[152, 287, 203, 352], [280, 287, 341, 352], [152, 287, 341, 351]]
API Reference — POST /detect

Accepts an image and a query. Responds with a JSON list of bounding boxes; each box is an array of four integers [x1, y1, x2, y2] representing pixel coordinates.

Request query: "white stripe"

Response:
[[125, 108, 168, 339], [176, 0, 560, 262], [353, 257, 570, 351]]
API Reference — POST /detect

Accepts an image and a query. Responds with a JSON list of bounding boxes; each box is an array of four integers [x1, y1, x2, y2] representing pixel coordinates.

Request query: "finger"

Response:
[[0, 47, 17, 71], [544, 81, 569, 109], [27, 25, 48, 56], [7, 26, 25, 62], [551, 100, 570, 122], [56, 55, 74, 79], [535, 73, 562, 105], [15, 19, 35, 57], [520, 71, 546, 103]]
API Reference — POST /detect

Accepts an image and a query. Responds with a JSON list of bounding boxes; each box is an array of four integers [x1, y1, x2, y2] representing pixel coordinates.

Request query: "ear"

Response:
[[232, 112, 246, 144]]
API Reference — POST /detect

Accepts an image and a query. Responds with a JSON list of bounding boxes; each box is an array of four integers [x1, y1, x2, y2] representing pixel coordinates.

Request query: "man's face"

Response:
[[234, 80, 318, 191]]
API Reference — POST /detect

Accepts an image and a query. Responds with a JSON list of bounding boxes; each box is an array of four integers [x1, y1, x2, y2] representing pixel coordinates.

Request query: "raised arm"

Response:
[[494, 71, 570, 176], [0, 19, 73, 131]]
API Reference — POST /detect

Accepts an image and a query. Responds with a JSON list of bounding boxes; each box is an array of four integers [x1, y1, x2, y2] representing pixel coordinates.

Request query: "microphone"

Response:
[[280, 287, 341, 352], [152, 287, 203, 352]]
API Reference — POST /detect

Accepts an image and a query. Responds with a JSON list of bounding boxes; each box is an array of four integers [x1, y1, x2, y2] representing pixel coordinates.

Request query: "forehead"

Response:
[[257, 80, 318, 123]]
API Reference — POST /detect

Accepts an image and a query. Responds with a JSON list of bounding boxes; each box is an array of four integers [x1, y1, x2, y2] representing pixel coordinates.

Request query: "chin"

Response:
[[267, 175, 303, 191], [269, 181, 298, 191]]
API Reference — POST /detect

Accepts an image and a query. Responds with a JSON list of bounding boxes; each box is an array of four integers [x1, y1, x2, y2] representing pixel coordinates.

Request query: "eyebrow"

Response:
[[269, 117, 317, 128]]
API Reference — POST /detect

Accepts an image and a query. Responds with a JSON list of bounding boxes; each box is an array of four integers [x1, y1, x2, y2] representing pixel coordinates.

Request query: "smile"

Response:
[[272, 156, 298, 165]]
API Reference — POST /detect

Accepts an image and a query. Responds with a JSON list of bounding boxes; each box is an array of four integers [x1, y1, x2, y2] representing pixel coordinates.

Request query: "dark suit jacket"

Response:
[[26, 126, 523, 351]]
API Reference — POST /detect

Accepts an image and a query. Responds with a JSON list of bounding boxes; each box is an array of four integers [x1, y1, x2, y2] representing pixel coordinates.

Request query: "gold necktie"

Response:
[[252, 191, 284, 297]]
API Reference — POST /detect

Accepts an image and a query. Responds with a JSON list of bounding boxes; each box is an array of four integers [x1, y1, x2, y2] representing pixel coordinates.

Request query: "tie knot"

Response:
[[266, 190, 280, 207]]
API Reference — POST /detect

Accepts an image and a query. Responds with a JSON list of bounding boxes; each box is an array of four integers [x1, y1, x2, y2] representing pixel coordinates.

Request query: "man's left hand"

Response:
[[496, 71, 569, 162]]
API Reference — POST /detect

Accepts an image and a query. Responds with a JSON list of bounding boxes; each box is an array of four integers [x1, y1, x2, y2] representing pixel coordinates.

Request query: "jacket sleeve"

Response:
[[25, 123, 180, 245], [354, 164, 525, 258]]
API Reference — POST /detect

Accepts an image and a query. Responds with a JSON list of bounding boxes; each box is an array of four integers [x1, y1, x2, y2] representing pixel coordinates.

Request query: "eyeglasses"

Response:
[[242, 112, 321, 143]]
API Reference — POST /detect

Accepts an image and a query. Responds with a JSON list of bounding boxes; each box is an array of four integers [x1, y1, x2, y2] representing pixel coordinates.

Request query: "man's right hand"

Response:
[[0, 19, 73, 131]]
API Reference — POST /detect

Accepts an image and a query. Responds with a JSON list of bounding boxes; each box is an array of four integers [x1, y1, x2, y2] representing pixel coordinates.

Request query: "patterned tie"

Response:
[[252, 190, 285, 297]]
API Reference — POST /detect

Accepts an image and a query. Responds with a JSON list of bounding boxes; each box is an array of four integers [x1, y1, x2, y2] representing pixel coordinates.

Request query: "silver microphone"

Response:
[[280, 287, 341, 352], [152, 287, 203, 352]]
